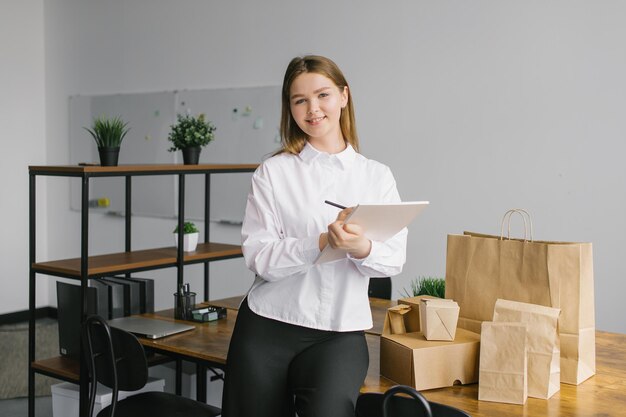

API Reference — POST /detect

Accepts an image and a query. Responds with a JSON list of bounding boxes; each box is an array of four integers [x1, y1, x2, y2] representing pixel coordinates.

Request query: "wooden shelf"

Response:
[[29, 163, 254, 408], [29, 163, 259, 176], [31, 356, 80, 382], [31, 353, 174, 383], [33, 242, 243, 278]]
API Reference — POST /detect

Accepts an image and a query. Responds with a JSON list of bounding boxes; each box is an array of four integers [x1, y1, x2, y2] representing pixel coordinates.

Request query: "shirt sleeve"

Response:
[[348, 165, 407, 277], [241, 164, 319, 282]]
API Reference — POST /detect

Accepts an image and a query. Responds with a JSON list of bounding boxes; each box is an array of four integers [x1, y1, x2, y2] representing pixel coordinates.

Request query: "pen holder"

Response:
[[174, 291, 196, 320]]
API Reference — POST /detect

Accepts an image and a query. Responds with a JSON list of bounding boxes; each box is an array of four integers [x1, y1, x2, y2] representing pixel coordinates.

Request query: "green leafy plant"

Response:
[[173, 221, 199, 234], [84, 115, 130, 148], [167, 113, 216, 152], [402, 276, 446, 298]]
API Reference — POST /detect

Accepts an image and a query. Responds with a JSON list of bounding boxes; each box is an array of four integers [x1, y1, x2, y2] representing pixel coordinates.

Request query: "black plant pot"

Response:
[[181, 146, 201, 165], [98, 147, 120, 166]]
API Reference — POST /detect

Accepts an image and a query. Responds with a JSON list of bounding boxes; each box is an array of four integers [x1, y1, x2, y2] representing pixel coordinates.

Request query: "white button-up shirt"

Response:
[[241, 142, 407, 331]]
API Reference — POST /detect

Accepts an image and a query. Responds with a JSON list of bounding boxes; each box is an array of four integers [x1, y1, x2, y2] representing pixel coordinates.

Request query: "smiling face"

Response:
[[289, 72, 349, 153]]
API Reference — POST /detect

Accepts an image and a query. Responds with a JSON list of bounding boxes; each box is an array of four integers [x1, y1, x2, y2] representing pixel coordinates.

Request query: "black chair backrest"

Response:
[[356, 385, 471, 417], [82, 315, 149, 416], [383, 385, 432, 417], [368, 277, 392, 299]]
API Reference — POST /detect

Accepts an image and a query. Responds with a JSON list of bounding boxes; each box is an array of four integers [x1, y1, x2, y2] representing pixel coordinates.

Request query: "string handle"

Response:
[[499, 208, 534, 242]]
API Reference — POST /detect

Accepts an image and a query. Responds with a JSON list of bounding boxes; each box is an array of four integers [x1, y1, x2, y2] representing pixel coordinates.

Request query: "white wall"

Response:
[[0, 0, 48, 314], [39, 0, 626, 333]]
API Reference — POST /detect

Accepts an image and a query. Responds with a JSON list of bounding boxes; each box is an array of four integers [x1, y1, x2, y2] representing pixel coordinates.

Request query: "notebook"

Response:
[[108, 316, 195, 339], [315, 201, 429, 264]]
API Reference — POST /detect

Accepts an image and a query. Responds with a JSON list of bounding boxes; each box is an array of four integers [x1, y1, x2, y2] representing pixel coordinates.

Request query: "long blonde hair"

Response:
[[277, 55, 359, 155]]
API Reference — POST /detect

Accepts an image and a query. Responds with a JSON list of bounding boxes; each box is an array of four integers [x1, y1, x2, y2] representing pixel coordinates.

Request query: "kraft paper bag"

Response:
[[493, 299, 561, 399], [383, 304, 412, 335], [445, 209, 595, 384], [419, 298, 460, 341], [479, 321, 528, 405]]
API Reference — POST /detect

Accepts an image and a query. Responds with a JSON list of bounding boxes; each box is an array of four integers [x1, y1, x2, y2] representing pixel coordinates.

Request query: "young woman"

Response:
[[222, 55, 407, 417]]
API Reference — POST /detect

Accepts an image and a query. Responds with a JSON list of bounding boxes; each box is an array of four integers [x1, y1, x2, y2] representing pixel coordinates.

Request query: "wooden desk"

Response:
[[142, 299, 626, 417], [207, 295, 396, 336]]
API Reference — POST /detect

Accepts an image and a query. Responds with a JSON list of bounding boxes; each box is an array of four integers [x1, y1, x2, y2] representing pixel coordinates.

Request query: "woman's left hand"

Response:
[[327, 208, 372, 259]]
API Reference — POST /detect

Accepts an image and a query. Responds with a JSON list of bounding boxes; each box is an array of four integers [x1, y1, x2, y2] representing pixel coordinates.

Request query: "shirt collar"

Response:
[[299, 141, 356, 170]]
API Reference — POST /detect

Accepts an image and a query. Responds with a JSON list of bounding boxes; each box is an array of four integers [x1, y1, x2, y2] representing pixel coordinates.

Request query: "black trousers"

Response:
[[222, 298, 369, 417]]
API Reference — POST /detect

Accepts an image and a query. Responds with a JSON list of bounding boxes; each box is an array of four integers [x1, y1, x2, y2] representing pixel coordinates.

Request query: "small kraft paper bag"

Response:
[[419, 298, 460, 341], [445, 209, 595, 384], [479, 321, 528, 405], [493, 299, 561, 399], [383, 304, 412, 334]]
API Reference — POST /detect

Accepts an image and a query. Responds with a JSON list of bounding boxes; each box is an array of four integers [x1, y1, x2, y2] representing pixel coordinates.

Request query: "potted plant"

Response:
[[84, 115, 130, 166], [167, 113, 216, 164], [402, 276, 446, 298], [173, 221, 200, 252]]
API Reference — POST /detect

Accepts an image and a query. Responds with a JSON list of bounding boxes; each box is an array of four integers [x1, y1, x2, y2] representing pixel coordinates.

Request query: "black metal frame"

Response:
[[28, 164, 255, 417]]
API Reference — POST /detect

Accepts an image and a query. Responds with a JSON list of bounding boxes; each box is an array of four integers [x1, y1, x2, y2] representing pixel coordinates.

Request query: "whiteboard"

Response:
[[69, 86, 281, 222], [176, 87, 281, 222]]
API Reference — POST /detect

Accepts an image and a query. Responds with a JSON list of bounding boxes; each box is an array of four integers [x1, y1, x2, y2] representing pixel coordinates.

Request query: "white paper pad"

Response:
[[315, 201, 429, 264]]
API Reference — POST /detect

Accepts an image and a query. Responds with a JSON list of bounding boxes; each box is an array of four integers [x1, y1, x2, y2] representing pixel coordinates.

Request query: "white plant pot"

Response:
[[174, 232, 199, 252]]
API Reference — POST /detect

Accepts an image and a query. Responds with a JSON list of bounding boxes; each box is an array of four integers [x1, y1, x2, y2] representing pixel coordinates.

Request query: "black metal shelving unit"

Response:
[[28, 163, 257, 417]]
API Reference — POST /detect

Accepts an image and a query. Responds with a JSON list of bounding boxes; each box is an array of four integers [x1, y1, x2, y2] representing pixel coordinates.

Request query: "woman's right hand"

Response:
[[325, 208, 372, 259], [319, 208, 352, 251]]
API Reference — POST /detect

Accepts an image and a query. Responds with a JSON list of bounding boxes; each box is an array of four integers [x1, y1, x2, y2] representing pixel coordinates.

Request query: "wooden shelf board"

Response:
[[33, 242, 243, 278], [31, 353, 173, 382], [29, 163, 259, 175], [32, 356, 80, 382]]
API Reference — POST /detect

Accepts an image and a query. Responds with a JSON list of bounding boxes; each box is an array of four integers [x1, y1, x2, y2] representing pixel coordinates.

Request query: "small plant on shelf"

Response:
[[402, 276, 446, 298], [85, 115, 130, 148], [173, 221, 199, 234], [167, 113, 216, 164], [173, 221, 200, 252], [84, 115, 130, 166]]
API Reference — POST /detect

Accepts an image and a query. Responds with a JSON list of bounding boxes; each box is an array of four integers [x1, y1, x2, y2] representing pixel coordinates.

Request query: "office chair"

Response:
[[356, 385, 471, 417], [82, 315, 221, 417], [368, 277, 392, 299]]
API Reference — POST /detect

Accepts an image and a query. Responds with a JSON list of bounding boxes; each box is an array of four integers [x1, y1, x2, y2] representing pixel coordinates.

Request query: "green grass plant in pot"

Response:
[[402, 276, 446, 298], [173, 221, 200, 252], [84, 115, 130, 166], [168, 113, 216, 165]]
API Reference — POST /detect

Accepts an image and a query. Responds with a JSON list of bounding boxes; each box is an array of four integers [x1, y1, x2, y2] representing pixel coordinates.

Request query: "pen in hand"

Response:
[[324, 200, 347, 210]]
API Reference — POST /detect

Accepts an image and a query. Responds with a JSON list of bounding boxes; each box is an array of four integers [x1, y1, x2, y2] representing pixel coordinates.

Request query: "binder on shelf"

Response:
[[102, 277, 141, 316], [87, 280, 110, 320], [91, 279, 125, 319], [56, 282, 102, 358], [114, 276, 155, 314]]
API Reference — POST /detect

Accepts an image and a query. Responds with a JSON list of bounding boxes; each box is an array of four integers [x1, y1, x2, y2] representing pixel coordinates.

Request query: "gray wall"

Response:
[[0, 0, 48, 315], [41, 0, 626, 332]]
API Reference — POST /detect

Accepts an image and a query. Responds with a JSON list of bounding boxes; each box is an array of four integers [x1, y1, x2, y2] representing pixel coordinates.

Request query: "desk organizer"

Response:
[[190, 306, 227, 322]]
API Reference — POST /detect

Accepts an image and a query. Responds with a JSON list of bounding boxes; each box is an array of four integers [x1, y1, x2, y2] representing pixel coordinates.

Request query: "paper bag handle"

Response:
[[382, 385, 433, 417], [500, 209, 534, 242]]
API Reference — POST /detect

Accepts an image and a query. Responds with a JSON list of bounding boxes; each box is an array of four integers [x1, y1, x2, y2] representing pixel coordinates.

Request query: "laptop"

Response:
[[108, 316, 195, 339]]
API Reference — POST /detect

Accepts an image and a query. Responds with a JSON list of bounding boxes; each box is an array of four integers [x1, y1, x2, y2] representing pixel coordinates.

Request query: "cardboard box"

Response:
[[381, 302, 480, 391], [395, 295, 438, 333], [381, 329, 480, 391], [51, 377, 165, 417], [419, 298, 460, 341], [149, 361, 223, 405]]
